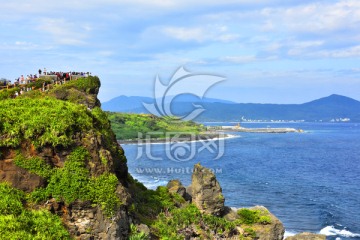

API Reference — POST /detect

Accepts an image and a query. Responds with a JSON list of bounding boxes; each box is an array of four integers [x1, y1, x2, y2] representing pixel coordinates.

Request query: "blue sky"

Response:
[[1, 0, 360, 103]]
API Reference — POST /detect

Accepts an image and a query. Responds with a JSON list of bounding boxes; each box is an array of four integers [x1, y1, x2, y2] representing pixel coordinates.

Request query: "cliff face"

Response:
[[0, 77, 130, 239]]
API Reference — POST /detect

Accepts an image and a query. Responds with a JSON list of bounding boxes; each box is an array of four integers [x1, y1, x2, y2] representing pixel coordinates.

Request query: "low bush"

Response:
[[0, 183, 70, 239], [237, 208, 272, 225]]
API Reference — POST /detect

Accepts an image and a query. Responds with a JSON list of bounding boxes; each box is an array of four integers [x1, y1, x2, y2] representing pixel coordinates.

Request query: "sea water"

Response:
[[123, 122, 360, 239]]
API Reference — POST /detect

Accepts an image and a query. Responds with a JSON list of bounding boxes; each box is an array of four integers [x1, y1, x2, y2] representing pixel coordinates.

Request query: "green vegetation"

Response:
[[51, 76, 100, 94], [0, 76, 122, 237], [108, 112, 206, 140], [89, 173, 120, 215], [47, 76, 101, 107], [0, 183, 71, 239], [129, 224, 149, 240], [237, 208, 272, 225], [14, 155, 53, 178], [129, 183, 183, 224], [0, 97, 94, 147], [16, 148, 121, 216], [152, 204, 236, 239], [44, 147, 92, 204], [128, 180, 239, 239], [243, 227, 257, 238], [0, 87, 20, 100], [27, 78, 52, 89]]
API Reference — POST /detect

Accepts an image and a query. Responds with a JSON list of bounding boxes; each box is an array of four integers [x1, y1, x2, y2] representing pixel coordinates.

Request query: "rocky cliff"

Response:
[[0, 77, 320, 239], [0, 76, 130, 239]]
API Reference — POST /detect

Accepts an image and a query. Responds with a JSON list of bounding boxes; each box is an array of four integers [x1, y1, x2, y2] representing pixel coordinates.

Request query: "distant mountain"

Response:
[[101, 95, 152, 112], [101, 94, 360, 122], [101, 95, 235, 112]]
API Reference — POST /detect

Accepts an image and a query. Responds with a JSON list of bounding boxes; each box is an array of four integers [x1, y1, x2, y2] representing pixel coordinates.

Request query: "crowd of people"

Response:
[[0, 68, 91, 89], [0, 68, 92, 98]]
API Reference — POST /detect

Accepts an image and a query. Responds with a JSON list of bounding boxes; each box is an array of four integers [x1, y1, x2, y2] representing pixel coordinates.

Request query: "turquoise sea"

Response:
[[123, 122, 360, 239]]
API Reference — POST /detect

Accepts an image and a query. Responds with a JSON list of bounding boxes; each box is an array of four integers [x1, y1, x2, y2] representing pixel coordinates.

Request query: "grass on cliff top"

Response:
[[108, 112, 206, 140], [0, 97, 114, 149], [0, 97, 94, 147], [0, 182, 71, 239]]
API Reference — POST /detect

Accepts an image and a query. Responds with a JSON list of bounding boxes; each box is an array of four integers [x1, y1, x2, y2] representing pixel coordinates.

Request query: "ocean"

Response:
[[122, 122, 360, 239]]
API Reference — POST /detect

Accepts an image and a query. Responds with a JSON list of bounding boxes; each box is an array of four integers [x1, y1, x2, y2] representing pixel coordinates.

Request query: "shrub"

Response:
[[0, 210, 71, 239], [244, 227, 256, 238], [0, 97, 93, 147], [23, 148, 121, 216], [0, 183, 25, 216], [27, 78, 52, 89], [152, 204, 236, 239], [129, 224, 149, 240], [0, 87, 20, 100], [237, 208, 272, 225], [45, 148, 90, 204], [51, 76, 100, 94], [0, 183, 70, 239], [14, 155, 53, 178], [89, 173, 121, 216], [237, 209, 259, 224]]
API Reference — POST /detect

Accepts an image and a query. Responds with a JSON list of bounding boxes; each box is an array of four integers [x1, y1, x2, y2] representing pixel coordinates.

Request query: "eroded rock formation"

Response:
[[191, 163, 225, 216]]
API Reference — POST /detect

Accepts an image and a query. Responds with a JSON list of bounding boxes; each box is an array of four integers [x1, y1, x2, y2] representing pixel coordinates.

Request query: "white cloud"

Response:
[[0, 41, 40, 51], [220, 55, 278, 64], [318, 45, 360, 58], [220, 55, 257, 63], [37, 18, 91, 45], [161, 25, 239, 43], [287, 41, 324, 56], [261, 0, 360, 33]]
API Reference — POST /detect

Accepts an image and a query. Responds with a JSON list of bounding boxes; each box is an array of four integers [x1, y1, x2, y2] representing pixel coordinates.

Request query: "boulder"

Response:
[[190, 163, 225, 216], [250, 206, 285, 240]]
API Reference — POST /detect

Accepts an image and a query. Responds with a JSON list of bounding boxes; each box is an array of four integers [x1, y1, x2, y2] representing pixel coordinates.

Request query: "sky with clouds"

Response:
[[1, 0, 360, 103]]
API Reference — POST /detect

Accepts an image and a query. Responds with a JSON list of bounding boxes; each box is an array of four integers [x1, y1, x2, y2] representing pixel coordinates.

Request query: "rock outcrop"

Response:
[[190, 164, 285, 240], [250, 206, 285, 240], [45, 199, 130, 240], [167, 179, 186, 198], [190, 163, 225, 216], [0, 147, 46, 192], [286, 232, 326, 240]]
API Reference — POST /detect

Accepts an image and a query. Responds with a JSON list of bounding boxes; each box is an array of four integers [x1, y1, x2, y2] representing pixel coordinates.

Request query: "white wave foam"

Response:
[[320, 226, 360, 238], [284, 230, 297, 238]]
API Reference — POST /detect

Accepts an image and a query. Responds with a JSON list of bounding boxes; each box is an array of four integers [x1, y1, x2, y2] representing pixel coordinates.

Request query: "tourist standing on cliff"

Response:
[[44, 68, 47, 75], [20, 75, 24, 84], [38, 69, 42, 76]]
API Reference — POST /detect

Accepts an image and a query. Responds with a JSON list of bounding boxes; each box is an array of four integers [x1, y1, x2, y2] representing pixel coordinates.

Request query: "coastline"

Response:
[[118, 132, 238, 145], [211, 126, 303, 133]]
